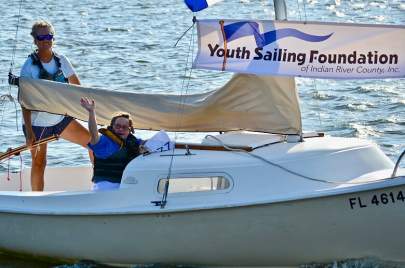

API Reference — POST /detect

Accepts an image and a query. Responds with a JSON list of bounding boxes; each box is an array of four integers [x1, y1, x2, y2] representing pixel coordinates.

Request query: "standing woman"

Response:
[[20, 20, 90, 191]]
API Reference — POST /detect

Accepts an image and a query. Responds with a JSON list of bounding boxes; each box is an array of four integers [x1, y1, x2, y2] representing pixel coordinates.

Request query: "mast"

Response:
[[273, 0, 304, 141], [273, 0, 287, 20]]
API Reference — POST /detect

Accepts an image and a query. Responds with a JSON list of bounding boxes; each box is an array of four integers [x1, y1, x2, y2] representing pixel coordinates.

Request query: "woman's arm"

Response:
[[80, 97, 99, 145]]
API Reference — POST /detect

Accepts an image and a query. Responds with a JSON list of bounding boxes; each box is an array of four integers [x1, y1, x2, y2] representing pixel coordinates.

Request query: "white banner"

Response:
[[194, 20, 405, 79]]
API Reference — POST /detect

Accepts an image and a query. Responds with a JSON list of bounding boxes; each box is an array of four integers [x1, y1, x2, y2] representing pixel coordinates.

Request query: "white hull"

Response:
[[1, 181, 405, 266], [0, 134, 404, 266]]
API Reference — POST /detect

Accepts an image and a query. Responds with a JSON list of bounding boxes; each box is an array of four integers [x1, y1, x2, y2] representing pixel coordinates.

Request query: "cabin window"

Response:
[[157, 176, 230, 194]]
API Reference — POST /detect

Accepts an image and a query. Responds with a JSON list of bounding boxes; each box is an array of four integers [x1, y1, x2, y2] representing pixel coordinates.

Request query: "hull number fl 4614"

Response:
[[348, 190, 405, 209]]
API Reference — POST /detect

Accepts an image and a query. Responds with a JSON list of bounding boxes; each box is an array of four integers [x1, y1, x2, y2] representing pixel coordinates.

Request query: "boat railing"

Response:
[[391, 149, 405, 178]]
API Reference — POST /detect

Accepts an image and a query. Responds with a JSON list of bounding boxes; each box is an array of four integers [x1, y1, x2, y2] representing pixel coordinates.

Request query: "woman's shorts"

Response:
[[23, 116, 74, 140]]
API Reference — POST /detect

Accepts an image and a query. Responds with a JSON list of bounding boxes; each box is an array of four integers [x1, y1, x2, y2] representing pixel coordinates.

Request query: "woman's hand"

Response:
[[80, 97, 99, 145], [80, 97, 95, 112]]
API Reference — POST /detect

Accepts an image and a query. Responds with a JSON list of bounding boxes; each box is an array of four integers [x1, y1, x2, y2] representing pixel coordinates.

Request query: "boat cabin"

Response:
[[0, 131, 395, 209]]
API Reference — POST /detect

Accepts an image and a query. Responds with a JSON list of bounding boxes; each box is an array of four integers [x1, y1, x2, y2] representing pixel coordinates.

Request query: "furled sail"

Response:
[[19, 74, 302, 134]]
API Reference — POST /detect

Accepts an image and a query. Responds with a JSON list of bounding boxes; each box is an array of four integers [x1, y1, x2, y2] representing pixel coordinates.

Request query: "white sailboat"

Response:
[[0, 0, 404, 266]]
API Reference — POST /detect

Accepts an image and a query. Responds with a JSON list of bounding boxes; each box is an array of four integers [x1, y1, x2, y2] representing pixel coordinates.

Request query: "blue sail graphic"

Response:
[[224, 21, 333, 47]]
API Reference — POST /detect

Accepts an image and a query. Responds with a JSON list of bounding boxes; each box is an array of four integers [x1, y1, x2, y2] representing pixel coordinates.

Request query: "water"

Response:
[[0, 0, 404, 267]]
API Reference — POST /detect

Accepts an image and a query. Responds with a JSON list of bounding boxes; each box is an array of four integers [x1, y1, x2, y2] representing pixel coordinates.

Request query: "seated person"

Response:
[[80, 97, 145, 191]]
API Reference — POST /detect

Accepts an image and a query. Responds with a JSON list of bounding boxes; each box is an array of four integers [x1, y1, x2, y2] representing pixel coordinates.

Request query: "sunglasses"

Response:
[[113, 124, 130, 130], [36, 34, 54, 41]]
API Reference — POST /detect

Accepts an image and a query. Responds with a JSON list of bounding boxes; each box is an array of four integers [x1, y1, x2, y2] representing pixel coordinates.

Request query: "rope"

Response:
[[174, 16, 196, 47], [0, 0, 23, 178], [19, 154, 23, 191], [3, 0, 24, 133], [0, 95, 18, 132], [7, 157, 10, 181], [296, 0, 302, 21], [32, 127, 47, 159], [204, 135, 396, 185], [160, 18, 196, 208], [295, 0, 307, 22]]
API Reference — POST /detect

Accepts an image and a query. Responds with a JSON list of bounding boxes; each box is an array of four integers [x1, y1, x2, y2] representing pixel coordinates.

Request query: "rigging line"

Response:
[[161, 26, 195, 208], [174, 22, 196, 141], [0, 92, 20, 132], [204, 135, 395, 185], [0, 95, 14, 130], [0, 94, 20, 132], [183, 22, 196, 103], [13, 98, 19, 132], [9, 0, 24, 75], [3, 0, 24, 132], [19, 154, 23, 191], [32, 127, 47, 159], [174, 16, 196, 48], [160, 19, 196, 208], [385, 0, 392, 24], [0, 100, 8, 131], [7, 157, 10, 181], [296, 0, 302, 21], [302, 0, 307, 22], [312, 79, 322, 128]]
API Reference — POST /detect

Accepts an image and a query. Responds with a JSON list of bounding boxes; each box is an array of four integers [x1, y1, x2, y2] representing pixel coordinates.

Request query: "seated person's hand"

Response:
[[139, 144, 149, 154], [80, 97, 95, 112]]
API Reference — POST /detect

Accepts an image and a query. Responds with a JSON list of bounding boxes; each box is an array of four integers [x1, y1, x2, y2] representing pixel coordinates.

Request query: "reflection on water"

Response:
[[2, 254, 405, 268], [301, 258, 405, 268], [0, 253, 194, 268]]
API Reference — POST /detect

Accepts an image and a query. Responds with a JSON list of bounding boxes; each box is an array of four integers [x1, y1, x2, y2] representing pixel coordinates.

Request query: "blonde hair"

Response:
[[109, 112, 134, 133], [31, 20, 55, 38]]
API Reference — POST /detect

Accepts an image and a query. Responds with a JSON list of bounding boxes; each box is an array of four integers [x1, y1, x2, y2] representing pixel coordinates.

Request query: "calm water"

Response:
[[0, 0, 404, 267]]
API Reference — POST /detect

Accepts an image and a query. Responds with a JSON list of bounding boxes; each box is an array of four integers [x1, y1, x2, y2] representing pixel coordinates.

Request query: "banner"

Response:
[[194, 20, 405, 79]]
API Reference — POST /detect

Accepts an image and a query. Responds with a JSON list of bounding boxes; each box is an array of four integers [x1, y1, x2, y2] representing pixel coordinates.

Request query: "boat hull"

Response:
[[1, 183, 404, 266]]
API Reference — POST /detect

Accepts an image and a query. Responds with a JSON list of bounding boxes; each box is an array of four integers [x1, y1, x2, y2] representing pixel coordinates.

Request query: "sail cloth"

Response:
[[194, 19, 405, 79], [18, 75, 302, 134]]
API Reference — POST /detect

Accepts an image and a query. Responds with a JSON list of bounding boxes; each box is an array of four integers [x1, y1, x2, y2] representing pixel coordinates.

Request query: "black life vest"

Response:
[[93, 130, 141, 184], [29, 52, 68, 83]]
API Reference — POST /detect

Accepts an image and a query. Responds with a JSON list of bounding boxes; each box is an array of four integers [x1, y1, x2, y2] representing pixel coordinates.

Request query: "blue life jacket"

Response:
[[29, 52, 68, 83], [93, 131, 141, 184]]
